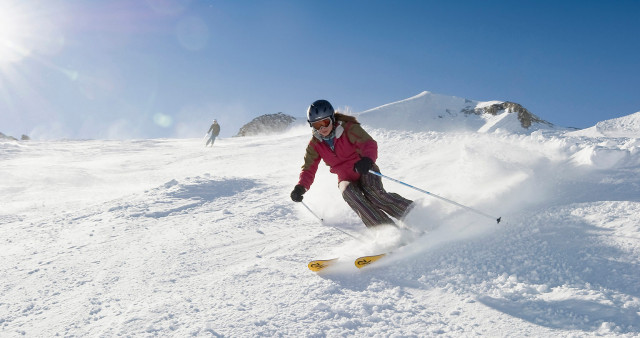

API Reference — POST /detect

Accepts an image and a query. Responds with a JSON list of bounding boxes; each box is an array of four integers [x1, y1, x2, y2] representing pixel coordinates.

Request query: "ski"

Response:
[[308, 258, 339, 272], [310, 227, 427, 271], [353, 226, 429, 269], [354, 253, 388, 268]]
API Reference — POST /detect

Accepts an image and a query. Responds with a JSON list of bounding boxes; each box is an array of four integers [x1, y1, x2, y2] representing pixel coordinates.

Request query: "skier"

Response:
[[290, 99, 414, 228], [206, 119, 220, 147]]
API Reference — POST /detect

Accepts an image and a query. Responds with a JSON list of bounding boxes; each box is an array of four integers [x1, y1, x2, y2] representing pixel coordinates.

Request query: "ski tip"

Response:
[[308, 263, 325, 272], [354, 253, 387, 269], [308, 258, 339, 272]]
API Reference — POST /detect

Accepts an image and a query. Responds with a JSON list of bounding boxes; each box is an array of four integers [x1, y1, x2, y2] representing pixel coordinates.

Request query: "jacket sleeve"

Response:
[[298, 140, 321, 190], [346, 123, 378, 162]]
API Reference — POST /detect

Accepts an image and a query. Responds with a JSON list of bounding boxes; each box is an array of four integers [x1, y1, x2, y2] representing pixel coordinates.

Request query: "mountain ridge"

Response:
[[357, 91, 555, 134], [568, 111, 640, 138]]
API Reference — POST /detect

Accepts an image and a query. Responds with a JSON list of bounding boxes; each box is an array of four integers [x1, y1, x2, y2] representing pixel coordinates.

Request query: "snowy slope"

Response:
[[568, 111, 640, 138], [357, 91, 556, 134], [1, 107, 639, 336]]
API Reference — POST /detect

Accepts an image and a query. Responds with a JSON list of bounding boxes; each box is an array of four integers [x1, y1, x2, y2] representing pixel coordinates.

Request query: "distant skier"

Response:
[[290, 99, 414, 228], [206, 119, 220, 147]]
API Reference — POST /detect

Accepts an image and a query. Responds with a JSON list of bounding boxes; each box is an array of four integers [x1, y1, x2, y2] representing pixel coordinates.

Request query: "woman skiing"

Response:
[[290, 99, 413, 228]]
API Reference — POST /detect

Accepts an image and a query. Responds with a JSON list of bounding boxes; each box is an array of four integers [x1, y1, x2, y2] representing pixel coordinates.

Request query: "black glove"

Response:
[[354, 157, 374, 174], [290, 184, 306, 202]]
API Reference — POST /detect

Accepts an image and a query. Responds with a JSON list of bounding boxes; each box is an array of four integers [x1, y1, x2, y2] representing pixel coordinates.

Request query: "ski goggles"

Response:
[[311, 117, 332, 130]]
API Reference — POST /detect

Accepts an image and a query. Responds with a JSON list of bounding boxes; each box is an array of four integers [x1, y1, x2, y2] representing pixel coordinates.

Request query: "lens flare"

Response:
[[153, 113, 173, 128]]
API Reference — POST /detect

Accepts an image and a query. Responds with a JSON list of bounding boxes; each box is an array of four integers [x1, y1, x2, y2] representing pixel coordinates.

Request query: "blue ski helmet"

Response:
[[307, 99, 335, 126]]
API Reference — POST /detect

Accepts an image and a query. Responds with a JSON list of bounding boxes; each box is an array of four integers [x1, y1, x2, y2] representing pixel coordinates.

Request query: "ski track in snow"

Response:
[[1, 126, 639, 336]]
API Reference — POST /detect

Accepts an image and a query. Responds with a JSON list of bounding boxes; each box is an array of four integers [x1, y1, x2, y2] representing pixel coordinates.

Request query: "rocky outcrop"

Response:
[[463, 101, 553, 129], [0, 132, 18, 141], [0, 132, 30, 141], [236, 113, 297, 137], [0, 132, 31, 141]]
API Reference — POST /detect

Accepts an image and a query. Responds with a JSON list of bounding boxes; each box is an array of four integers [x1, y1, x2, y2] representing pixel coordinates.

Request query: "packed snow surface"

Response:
[[1, 103, 640, 336]]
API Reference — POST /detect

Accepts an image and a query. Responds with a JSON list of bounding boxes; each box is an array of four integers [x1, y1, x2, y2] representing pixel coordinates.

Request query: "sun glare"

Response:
[[0, 3, 32, 63], [0, 1, 62, 64]]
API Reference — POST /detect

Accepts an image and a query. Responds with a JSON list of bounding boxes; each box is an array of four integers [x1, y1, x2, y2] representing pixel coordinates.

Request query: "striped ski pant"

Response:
[[340, 172, 413, 228]]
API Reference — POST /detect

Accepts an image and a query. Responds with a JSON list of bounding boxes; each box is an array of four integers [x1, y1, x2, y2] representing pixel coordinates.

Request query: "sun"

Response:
[[0, 3, 30, 63], [0, 1, 50, 64]]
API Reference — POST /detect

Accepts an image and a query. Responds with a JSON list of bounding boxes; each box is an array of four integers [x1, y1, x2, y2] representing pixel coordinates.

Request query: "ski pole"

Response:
[[300, 201, 362, 241], [369, 170, 502, 224]]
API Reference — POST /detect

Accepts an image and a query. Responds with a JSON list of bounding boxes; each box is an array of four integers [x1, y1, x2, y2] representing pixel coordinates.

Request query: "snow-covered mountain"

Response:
[[357, 91, 556, 133], [1, 94, 639, 336], [568, 111, 640, 138]]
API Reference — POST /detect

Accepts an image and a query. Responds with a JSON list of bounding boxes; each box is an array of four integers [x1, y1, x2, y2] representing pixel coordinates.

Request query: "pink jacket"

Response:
[[297, 117, 377, 190]]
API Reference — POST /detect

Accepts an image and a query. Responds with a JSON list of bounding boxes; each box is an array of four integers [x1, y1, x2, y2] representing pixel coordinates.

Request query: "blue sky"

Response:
[[1, 0, 639, 139]]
